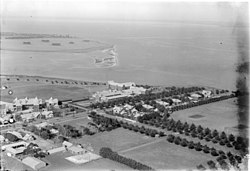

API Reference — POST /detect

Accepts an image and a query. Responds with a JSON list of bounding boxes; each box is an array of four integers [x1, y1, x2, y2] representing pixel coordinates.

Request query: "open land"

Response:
[[170, 98, 247, 136], [42, 151, 132, 171], [70, 127, 156, 154], [0, 75, 108, 102], [122, 139, 215, 170]]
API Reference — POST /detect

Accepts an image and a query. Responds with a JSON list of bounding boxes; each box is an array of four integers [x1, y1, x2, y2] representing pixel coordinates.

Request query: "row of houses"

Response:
[[0, 97, 58, 117]]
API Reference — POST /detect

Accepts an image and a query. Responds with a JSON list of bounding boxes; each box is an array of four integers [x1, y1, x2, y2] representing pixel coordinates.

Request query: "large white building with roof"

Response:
[[13, 97, 42, 112]]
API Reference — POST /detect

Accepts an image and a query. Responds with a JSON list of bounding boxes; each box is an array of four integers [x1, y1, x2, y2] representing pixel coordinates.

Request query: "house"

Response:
[[123, 86, 147, 95], [68, 146, 86, 155], [2, 141, 28, 150], [45, 97, 58, 107], [22, 134, 33, 141], [41, 111, 53, 119], [62, 141, 73, 148], [0, 135, 5, 143], [191, 93, 202, 100], [22, 157, 46, 170], [0, 101, 14, 117], [50, 129, 59, 134], [142, 104, 154, 110], [21, 112, 40, 122], [47, 146, 65, 154], [201, 90, 212, 98], [36, 122, 50, 129], [6, 146, 26, 156], [155, 100, 169, 107], [172, 98, 182, 105], [113, 106, 123, 114]]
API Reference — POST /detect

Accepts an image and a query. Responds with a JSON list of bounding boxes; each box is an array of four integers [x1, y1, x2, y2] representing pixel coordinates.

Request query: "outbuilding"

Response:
[[22, 156, 46, 170]]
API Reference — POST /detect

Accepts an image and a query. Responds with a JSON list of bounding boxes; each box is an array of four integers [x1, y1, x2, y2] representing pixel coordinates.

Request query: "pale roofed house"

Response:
[[190, 93, 202, 100], [35, 122, 50, 129], [6, 146, 26, 157], [50, 128, 59, 134], [68, 146, 86, 155], [155, 100, 169, 107], [45, 97, 58, 107], [142, 104, 154, 110], [0, 101, 14, 117], [22, 156, 46, 170], [0, 135, 5, 143], [113, 106, 123, 114], [41, 111, 53, 119], [21, 112, 40, 122], [172, 98, 182, 105], [201, 90, 212, 98], [1, 141, 28, 150], [63, 141, 73, 148]]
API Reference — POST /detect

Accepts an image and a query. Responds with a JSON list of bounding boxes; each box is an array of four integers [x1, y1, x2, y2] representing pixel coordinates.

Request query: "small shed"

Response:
[[62, 141, 73, 148]]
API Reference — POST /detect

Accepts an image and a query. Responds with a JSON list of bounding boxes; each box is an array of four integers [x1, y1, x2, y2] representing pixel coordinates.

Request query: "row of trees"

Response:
[[166, 134, 243, 167], [99, 147, 153, 170], [26, 125, 56, 140], [89, 112, 165, 138], [138, 113, 248, 156]]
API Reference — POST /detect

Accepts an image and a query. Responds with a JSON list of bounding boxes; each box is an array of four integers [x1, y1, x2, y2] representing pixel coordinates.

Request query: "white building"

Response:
[[13, 97, 42, 112], [45, 97, 58, 107], [155, 100, 169, 107], [22, 157, 46, 170], [172, 98, 182, 105], [108, 80, 135, 90], [190, 93, 202, 100], [0, 101, 14, 116], [142, 104, 154, 110], [201, 90, 212, 98]]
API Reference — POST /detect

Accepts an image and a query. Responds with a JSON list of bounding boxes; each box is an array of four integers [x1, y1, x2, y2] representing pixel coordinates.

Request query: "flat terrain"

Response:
[[0, 76, 106, 102], [171, 98, 243, 135], [122, 139, 214, 170], [42, 151, 131, 171], [71, 128, 156, 154]]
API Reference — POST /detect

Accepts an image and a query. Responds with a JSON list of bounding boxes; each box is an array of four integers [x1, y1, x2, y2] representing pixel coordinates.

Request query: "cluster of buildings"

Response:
[[0, 97, 59, 125], [93, 81, 147, 102]]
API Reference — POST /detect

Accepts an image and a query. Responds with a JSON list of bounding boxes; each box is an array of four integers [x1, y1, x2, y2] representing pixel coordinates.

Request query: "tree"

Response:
[[207, 160, 217, 170], [40, 131, 50, 139], [14, 114, 22, 121], [196, 164, 206, 170], [4, 133, 19, 142]]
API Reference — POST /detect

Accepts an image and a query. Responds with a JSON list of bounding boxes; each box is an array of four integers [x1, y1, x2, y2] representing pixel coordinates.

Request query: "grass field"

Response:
[[1, 78, 91, 102], [122, 139, 214, 170], [171, 98, 241, 135], [42, 151, 131, 171], [71, 128, 156, 154]]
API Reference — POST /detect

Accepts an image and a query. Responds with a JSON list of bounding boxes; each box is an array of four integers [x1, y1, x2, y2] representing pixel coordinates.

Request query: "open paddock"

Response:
[[42, 151, 131, 171], [122, 139, 214, 170], [71, 127, 156, 154], [171, 98, 242, 135], [1, 80, 90, 102]]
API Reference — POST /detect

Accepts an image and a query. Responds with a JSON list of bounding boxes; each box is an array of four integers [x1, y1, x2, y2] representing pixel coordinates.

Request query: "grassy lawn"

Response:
[[42, 151, 131, 171], [1, 79, 91, 102], [3, 153, 33, 171], [62, 117, 91, 129], [71, 128, 156, 154], [171, 98, 240, 135], [122, 139, 214, 170]]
